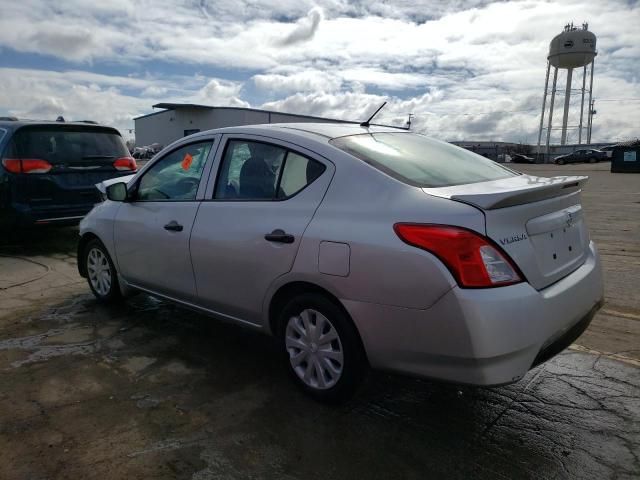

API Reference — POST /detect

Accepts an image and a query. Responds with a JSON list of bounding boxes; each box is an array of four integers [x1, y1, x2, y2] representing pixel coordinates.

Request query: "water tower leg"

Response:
[[546, 67, 558, 162], [587, 60, 595, 144], [578, 65, 587, 144], [537, 61, 551, 154], [560, 68, 573, 145]]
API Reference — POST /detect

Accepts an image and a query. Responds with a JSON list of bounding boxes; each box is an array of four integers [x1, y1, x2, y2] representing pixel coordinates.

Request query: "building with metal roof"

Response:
[[133, 103, 355, 148]]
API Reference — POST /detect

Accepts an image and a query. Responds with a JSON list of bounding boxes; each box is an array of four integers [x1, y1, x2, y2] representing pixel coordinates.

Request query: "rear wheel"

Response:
[[278, 293, 367, 403], [84, 239, 121, 302], [589, 157, 597, 163]]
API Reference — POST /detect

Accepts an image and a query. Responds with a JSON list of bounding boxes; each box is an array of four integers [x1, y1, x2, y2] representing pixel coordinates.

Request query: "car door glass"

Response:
[[277, 152, 326, 199], [137, 141, 212, 201], [215, 140, 286, 200]]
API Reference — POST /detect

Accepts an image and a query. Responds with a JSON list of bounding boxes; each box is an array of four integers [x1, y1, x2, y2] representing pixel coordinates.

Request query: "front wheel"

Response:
[[279, 293, 367, 403], [556, 159, 565, 165], [84, 239, 121, 302]]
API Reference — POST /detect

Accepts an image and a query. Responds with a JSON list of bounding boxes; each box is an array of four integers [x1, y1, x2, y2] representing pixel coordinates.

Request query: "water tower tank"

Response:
[[548, 27, 597, 68], [537, 23, 598, 152]]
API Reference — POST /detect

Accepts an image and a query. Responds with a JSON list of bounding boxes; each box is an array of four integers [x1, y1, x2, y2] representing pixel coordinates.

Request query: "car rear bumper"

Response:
[[343, 241, 604, 386]]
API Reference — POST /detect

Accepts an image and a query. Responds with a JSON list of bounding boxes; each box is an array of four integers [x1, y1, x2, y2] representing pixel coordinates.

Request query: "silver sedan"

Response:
[[78, 123, 604, 402]]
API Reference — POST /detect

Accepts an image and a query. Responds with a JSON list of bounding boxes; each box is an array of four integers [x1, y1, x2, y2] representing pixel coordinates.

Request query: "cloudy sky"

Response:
[[1, 0, 639, 143]]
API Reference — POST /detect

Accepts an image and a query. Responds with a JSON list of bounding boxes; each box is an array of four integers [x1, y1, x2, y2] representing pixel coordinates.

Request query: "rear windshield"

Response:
[[330, 132, 518, 188], [8, 126, 128, 163]]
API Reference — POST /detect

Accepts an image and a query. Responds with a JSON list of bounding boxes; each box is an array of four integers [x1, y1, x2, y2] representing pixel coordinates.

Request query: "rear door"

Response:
[[114, 138, 216, 301], [190, 135, 333, 324], [5, 125, 135, 215]]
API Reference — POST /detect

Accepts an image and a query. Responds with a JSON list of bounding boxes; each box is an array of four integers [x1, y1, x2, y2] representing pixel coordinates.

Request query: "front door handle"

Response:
[[164, 221, 184, 232], [264, 229, 295, 244]]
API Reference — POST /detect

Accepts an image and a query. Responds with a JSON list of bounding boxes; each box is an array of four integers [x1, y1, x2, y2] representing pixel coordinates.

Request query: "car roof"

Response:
[[197, 122, 408, 141], [0, 119, 117, 132]]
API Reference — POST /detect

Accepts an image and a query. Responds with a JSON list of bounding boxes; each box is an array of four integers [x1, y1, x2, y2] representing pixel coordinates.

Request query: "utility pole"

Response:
[[587, 99, 596, 144]]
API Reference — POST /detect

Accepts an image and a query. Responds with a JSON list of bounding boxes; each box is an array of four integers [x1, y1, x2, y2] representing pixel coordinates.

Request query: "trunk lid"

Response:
[[424, 174, 590, 290]]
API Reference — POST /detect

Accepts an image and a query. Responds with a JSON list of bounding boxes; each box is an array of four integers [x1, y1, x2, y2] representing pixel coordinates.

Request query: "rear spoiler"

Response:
[[423, 175, 589, 210]]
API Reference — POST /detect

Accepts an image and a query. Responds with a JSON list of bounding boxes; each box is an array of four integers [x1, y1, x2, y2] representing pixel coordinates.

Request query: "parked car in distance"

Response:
[[0, 119, 136, 229], [78, 123, 604, 402], [510, 153, 535, 164], [555, 149, 607, 165], [599, 145, 615, 159]]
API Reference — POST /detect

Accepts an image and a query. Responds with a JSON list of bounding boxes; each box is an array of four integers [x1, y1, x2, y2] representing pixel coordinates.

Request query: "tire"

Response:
[[278, 293, 367, 403], [589, 157, 597, 163], [84, 239, 122, 303], [556, 159, 565, 165]]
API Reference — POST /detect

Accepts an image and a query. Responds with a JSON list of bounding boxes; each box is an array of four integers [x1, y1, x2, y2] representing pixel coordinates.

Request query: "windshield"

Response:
[[9, 126, 128, 164], [330, 132, 518, 188]]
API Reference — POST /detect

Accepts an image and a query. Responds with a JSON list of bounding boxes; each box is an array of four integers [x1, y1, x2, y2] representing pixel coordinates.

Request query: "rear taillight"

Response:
[[1, 158, 52, 174], [394, 224, 523, 288], [113, 156, 137, 171]]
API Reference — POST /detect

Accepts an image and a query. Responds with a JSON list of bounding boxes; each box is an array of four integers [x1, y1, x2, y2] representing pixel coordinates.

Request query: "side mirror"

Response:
[[106, 182, 128, 202]]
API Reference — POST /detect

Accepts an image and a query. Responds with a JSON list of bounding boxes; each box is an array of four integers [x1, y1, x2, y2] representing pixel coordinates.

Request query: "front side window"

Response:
[[330, 132, 518, 188], [215, 140, 325, 200], [136, 141, 212, 201]]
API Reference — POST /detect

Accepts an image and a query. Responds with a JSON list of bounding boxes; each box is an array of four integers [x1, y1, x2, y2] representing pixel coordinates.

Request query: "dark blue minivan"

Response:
[[0, 119, 136, 229]]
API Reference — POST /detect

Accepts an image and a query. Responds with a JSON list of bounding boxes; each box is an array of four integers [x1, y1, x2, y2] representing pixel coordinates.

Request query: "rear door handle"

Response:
[[265, 229, 295, 244], [164, 221, 184, 232]]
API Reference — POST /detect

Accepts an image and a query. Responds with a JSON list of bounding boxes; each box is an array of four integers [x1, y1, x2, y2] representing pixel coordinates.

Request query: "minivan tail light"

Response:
[[393, 224, 523, 288], [113, 156, 137, 171], [1, 158, 52, 174]]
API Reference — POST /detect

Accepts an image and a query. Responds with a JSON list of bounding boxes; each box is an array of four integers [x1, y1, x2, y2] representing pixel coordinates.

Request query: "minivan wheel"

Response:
[[278, 293, 367, 403], [84, 239, 121, 302]]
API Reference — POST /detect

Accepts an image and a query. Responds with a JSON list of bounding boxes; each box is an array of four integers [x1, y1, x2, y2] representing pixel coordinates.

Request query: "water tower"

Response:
[[537, 23, 597, 157]]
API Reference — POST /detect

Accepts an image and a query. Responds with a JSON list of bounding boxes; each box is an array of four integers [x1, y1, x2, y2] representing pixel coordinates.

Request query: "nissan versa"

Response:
[[78, 123, 604, 402]]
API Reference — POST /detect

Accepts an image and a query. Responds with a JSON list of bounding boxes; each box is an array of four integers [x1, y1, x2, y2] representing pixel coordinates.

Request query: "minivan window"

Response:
[[9, 127, 129, 165], [330, 132, 518, 188]]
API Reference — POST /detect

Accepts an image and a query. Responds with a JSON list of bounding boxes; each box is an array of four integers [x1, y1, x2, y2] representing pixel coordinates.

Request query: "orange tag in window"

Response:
[[181, 153, 193, 170]]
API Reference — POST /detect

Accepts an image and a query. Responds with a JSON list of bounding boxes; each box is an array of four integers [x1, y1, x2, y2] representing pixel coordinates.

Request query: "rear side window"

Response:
[[278, 152, 324, 199], [330, 132, 518, 188], [8, 127, 129, 164], [214, 140, 325, 200]]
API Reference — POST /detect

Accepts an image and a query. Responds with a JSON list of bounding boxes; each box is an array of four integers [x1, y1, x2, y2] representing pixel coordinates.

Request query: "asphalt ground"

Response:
[[0, 162, 638, 479]]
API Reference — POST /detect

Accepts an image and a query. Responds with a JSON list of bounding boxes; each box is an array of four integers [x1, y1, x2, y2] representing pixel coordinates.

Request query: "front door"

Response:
[[114, 138, 215, 301], [190, 136, 333, 324]]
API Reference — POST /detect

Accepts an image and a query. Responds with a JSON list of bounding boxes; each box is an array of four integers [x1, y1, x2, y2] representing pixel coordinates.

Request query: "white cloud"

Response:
[[0, 0, 638, 143], [0, 68, 247, 138], [194, 79, 249, 107], [277, 8, 323, 46], [253, 70, 342, 93]]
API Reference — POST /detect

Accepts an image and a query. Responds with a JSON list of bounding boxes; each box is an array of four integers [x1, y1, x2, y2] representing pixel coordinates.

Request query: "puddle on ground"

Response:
[[121, 356, 157, 375]]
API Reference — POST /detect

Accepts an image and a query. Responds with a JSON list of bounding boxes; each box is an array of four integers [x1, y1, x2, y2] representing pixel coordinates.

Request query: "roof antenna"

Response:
[[360, 101, 387, 128]]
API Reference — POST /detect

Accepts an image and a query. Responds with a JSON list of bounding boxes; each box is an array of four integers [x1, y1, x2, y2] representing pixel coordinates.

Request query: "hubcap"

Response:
[[87, 247, 112, 296], [285, 308, 344, 390]]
